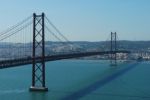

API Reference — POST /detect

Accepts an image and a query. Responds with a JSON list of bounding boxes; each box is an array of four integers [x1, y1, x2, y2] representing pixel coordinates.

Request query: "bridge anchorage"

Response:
[[29, 13, 48, 92]]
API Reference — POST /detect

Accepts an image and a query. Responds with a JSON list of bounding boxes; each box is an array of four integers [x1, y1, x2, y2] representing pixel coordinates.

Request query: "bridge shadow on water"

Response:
[[62, 62, 139, 100]]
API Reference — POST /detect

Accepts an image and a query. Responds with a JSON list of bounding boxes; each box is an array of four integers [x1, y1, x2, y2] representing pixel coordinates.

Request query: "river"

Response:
[[0, 60, 150, 100]]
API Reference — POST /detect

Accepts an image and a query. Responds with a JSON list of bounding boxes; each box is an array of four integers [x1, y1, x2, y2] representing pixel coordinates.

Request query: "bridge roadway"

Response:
[[0, 50, 129, 69]]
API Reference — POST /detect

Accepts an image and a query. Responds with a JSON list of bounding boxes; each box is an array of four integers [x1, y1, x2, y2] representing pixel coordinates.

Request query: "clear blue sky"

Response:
[[0, 0, 150, 41]]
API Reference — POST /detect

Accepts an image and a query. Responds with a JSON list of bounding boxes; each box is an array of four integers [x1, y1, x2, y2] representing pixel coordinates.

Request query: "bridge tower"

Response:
[[29, 13, 48, 91], [110, 32, 117, 66]]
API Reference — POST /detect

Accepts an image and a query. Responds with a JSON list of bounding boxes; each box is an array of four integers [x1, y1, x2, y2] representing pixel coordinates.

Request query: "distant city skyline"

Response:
[[0, 0, 150, 41]]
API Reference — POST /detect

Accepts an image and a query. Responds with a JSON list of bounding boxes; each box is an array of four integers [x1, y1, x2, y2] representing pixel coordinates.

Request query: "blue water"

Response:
[[0, 60, 150, 100]]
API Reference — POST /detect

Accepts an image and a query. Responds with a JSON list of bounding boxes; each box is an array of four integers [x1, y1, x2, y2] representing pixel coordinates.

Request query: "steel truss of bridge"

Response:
[[0, 50, 129, 69]]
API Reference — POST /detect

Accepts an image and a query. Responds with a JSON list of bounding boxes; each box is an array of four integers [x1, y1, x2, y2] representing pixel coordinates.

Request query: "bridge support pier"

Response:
[[29, 86, 48, 92], [110, 32, 117, 66], [29, 13, 48, 92]]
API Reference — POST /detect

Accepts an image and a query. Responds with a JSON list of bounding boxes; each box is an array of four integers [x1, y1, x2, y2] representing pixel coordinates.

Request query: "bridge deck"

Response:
[[0, 50, 129, 69]]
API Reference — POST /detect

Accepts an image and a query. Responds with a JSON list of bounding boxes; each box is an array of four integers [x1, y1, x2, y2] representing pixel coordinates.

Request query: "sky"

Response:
[[0, 0, 150, 41]]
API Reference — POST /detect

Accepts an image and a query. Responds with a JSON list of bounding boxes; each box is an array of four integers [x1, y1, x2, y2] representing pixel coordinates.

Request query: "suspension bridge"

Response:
[[0, 13, 129, 91]]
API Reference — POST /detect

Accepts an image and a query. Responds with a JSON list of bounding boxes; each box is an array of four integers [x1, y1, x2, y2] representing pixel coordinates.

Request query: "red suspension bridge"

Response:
[[0, 13, 129, 91]]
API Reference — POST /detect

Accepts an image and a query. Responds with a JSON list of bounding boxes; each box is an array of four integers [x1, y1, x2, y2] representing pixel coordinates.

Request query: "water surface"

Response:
[[0, 60, 149, 100]]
